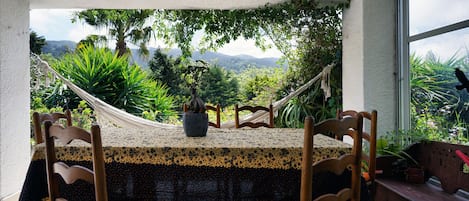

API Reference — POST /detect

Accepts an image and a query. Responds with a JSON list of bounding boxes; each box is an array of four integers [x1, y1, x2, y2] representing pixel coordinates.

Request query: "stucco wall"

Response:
[[342, 0, 397, 136], [0, 0, 31, 198]]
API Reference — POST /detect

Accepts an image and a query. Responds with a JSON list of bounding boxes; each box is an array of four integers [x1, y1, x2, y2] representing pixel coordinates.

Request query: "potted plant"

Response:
[[377, 133, 425, 183], [384, 149, 424, 184], [182, 60, 209, 137]]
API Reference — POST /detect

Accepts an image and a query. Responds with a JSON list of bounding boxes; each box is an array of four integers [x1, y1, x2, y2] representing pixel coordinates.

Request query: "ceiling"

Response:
[[29, 0, 348, 9]]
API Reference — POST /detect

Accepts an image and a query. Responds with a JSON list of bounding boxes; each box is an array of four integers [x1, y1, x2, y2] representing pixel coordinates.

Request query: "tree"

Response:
[[147, 48, 184, 96], [236, 67, 284, 106], [76, 34, 108, 50], [73, 9, 154, 57], [199, 65, 240, 107], [153, 2, 345, 126], [30, 30, 46, 54]]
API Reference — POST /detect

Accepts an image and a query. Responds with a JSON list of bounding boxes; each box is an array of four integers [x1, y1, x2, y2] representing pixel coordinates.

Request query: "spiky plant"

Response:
[[185, 60, 209, 113]]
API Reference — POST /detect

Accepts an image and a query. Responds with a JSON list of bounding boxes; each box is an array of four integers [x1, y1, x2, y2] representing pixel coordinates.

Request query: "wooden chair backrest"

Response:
[[301, 116, 363, 201], [183, 104, 221, 128], [32, 109, 72, 144], [337, 109, 377, 183], [205, 104, 221, 128], [234, 104, 274, 128], [44, 121, 107, 201]]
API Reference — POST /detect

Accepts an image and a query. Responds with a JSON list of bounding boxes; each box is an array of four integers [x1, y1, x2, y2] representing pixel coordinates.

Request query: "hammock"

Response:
[[32, 54, 333, 129]]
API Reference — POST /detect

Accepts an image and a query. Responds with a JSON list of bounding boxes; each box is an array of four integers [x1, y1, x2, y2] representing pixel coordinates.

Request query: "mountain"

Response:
[[132, 48, 285, 72], [41, 40, 76, 58], [42, 41, 285, 72]]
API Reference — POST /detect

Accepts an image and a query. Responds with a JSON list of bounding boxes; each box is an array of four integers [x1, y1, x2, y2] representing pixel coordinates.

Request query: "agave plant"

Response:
[[184, 60, 209, 113]]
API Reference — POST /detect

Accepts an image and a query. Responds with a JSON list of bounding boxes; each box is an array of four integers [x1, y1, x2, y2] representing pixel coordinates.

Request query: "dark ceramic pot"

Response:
[[406, 167, 425, 184], [183, 112, 208, 137]]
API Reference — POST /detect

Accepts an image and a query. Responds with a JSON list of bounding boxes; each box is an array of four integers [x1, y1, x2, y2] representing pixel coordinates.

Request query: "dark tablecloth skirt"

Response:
[[19, 160, 369, 201]]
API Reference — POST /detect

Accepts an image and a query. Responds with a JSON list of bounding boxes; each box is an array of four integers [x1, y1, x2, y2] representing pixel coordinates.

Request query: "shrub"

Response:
[[52, 45, 176, 118]]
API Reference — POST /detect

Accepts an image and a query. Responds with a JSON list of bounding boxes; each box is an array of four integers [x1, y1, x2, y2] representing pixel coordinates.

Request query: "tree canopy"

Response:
[[153, 2, 345, 124], [73, 9, 154, 57], [30, 30, 46, 54]]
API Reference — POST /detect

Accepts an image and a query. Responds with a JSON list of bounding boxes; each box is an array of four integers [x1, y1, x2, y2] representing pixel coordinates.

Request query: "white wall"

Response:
[[342, 0, 397, 135], [0, 0, 31, 199]]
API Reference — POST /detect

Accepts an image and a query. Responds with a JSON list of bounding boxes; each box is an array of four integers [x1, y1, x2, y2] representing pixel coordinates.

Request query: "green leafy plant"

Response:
[[184, 60, 209, 113], [52, 45, 154, 116], [382, 149, 419, 167]]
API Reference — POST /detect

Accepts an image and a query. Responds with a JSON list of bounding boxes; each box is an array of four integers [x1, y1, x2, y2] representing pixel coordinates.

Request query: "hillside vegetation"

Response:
[[42, 40, 286, 72]]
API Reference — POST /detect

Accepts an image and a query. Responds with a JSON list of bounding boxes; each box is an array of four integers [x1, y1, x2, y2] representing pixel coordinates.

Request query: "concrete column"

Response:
[[342, 0, 397, 135], [0, 0, 31, 199]]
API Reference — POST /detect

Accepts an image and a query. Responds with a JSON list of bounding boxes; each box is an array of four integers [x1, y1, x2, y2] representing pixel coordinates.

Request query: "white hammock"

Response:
[[32, 54, 333, 129]]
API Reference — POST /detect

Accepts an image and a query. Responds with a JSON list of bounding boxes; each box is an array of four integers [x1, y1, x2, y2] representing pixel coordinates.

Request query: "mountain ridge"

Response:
[[43, 40, 286, 72]]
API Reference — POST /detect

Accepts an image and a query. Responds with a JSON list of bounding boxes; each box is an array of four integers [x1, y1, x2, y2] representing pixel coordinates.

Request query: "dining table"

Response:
[[19, 126, 352, 201]]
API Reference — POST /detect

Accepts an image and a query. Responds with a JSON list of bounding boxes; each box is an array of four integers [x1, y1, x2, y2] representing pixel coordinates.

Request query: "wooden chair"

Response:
[[337, 110, 377, 187], [32, 109, 72, 144], [44, 121, 107, 201], [234, 104, 274, 128], [183, 104, 221, 128], [206, 104, 221, 128], [301, 116, 363, 201]]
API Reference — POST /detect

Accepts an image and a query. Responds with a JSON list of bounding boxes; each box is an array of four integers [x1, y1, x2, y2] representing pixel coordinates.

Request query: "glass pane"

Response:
[[409, 0, 469, 36], [409, 28, 469, 145], [410, 27, 469, 60]]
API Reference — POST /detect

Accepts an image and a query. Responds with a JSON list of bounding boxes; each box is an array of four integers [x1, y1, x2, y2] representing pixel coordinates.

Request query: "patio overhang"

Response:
[[29, 0, 349, 9]]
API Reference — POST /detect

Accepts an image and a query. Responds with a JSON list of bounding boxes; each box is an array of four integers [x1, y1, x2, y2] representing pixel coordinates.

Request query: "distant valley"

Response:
[[42, 40, 287, 72]]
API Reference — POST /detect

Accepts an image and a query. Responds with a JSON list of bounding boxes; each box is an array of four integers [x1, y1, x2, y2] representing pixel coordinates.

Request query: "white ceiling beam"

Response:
[[30, 0, 288, 9], [29, 0, 348, 9]]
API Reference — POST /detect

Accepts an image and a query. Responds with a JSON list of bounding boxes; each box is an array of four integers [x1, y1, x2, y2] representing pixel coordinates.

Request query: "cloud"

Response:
[[410, 28, 469, 60], [30, 9, 83, 41], [29, 9, 283, 58], [409, 0, 469, 60], [217, 38, 283, 58], [67, 23, 106, 43], [410, 0, 469, 35]]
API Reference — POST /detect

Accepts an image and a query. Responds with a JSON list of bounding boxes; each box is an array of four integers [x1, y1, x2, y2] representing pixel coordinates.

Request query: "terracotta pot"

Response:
[[406, 167, 425, 184], [183, 112, 208, 137]]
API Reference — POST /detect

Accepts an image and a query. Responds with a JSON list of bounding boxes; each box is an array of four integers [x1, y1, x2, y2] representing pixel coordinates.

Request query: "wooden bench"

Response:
[[374, 141, 469, 201]]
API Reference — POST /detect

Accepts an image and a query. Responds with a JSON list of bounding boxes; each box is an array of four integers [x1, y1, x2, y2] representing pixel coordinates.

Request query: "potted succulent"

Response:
[[182, 60, 209, 137]]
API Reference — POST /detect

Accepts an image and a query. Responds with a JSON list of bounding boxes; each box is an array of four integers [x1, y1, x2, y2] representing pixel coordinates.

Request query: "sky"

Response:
[[409, 0, 469, 60], [30, 1, 469, 60], [29, 9, 284, 58]]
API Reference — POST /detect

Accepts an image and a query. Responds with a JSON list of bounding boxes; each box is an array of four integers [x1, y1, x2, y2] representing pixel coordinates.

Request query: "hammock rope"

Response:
[[32, 54, 333, 129]]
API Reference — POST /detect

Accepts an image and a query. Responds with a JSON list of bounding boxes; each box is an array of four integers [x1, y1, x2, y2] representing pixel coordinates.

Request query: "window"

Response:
[[401, 0, 469, 144]]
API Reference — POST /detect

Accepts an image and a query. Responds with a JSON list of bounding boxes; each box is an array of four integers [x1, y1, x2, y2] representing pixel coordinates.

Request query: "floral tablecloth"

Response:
[[32, 127, 351, 170]]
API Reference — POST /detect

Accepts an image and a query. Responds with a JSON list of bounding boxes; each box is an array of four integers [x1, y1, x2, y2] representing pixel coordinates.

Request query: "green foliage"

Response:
[[377, 129, 428, 156], [153, 2, 345, 59], [73, 9, 154, 57], [77, 34, 108, 49], [148, 48, 184, 97], [410, 53, 461, 113], [183, 60, 209, 113], [29, 100, 95, 145], [30, 54, 76, 109], [279, 91, 315, 128], [52, 46, 172, 117], [41, 41, 75, 58], [410, 53, 469, 144], [276, 5, 343, 127], [237, 67, 284, 106], [376, 129, 423, 174], [146, 82, 178, 122], [30, 30, 46, 54], [152, 3, 344, 127], [199, 65, 240, 107]]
